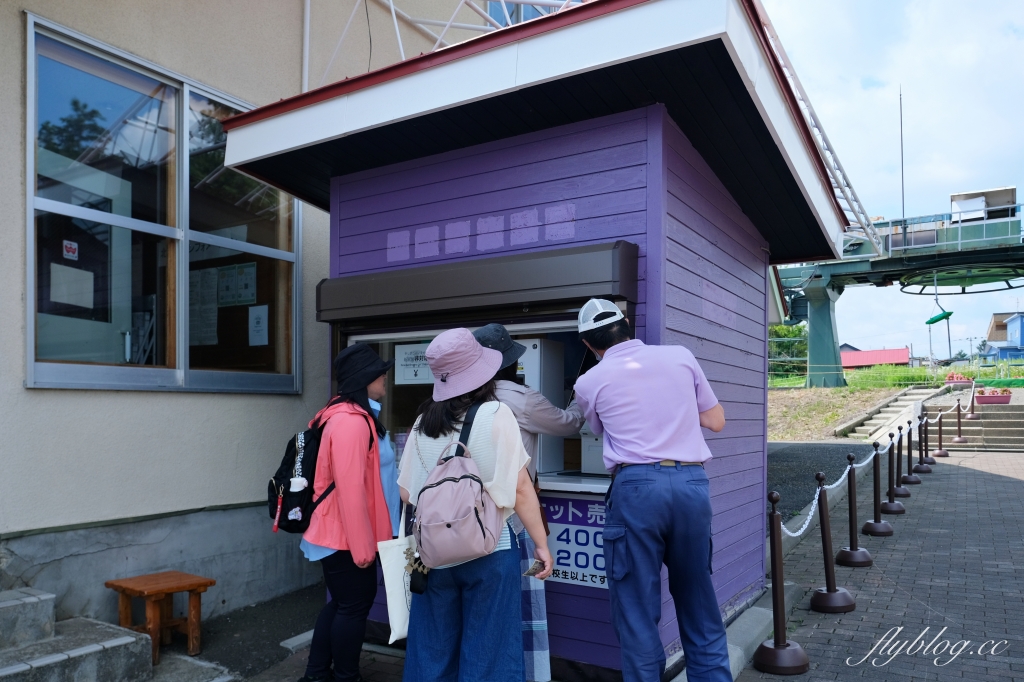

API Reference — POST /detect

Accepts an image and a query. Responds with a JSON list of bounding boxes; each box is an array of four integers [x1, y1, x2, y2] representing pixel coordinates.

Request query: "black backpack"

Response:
[[268, 410, 373, 534]]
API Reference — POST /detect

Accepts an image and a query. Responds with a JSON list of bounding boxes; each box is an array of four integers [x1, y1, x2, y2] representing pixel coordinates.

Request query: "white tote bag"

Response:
[[376, 506, 414, 643]]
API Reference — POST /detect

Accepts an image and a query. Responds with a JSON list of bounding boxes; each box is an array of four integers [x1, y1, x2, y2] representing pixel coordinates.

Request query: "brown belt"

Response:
[[620, 459, 702, 468]]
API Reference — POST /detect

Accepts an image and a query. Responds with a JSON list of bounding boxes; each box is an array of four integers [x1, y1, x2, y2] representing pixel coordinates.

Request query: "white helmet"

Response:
[[578, 298, 624, 333]]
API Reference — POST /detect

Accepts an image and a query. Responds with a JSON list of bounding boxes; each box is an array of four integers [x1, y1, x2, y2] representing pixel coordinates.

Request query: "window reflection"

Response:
[[188, 93, 293, 251], [35, 210, 173, 366], [35, 35, 176, 226]]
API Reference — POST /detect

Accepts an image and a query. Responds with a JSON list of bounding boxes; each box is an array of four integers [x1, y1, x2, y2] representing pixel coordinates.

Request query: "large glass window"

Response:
[[29, 20, 299, 390]]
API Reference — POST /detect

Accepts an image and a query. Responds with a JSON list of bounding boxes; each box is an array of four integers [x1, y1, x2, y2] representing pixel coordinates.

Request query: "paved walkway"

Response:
[[231, 450, 1024, 682], [738, 450, 1024, 682]]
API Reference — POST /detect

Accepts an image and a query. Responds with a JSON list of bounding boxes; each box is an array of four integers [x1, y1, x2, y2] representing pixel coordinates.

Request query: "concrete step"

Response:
[[0, 589, 54, 650], [980, 428, 1024, 437], [0, 618, 150, 681], [983, 437, 1024, 446]]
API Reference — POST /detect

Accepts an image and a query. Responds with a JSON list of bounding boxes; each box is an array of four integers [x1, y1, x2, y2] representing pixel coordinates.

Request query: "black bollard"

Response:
[[932, 412, 949, 458], [922, 416, 937, 466], [753, 492, 811, 675], [917, 413, 933, 473], [862, 443, 894, 536], [903, 420, 922, 484], [952, 399, 968, 444], [810, 473, 857, 612], [880, 434, 906, 515], [966, 386, 981, 421], [891, 426, 910, 498], [836, 454, 873, 567]]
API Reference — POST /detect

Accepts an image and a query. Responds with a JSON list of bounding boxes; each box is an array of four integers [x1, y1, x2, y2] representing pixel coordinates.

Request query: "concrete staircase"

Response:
[[852, 388, 940, 439], [930, 403, 1024, 451], [0, 587, 151, 681]]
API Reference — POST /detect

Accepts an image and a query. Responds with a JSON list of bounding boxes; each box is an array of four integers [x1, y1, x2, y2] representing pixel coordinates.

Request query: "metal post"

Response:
[[915, 417, 933, 473], [952, 399, 968, 443], [881, 434, 906, 515], [922, 415, 937, 465], [903, 420, 922, 484], [811, 473, 856, 612], [932, 413, 949, 457], [892, 426, 910, 498], [753, 492, 811, 675], [862, 443, 894, 536], [837, 454, 872, 567], [966, 385, 981, 420]]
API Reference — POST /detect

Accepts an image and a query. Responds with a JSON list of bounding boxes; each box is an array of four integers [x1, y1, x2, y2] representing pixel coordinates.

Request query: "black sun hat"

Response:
[[472, 323, 527, 371], [334, 343, 394, 394]]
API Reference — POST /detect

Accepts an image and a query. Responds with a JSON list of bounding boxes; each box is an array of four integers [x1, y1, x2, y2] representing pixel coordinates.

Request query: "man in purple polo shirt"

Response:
[[573, 299, 730, 682]]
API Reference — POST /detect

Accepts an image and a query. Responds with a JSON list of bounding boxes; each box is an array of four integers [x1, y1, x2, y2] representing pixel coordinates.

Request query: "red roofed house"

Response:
[[841, 347, 911, 369]]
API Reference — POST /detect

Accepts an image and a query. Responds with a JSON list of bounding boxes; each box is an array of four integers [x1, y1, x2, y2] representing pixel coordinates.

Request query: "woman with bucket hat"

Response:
[[398, 328, 553, 682], [298, 343, 396, 682], [473, 323, 585, 682]]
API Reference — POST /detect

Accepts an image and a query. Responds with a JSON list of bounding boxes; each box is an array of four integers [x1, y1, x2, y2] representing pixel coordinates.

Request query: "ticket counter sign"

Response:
[[541, 494, 607, 588]]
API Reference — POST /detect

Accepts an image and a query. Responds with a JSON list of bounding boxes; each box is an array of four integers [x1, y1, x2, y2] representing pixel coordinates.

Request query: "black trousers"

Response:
[[305, 550, 378, 682]]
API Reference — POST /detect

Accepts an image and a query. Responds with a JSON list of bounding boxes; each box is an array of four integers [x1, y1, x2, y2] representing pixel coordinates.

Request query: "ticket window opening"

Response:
[[353, 328, 604, 476]]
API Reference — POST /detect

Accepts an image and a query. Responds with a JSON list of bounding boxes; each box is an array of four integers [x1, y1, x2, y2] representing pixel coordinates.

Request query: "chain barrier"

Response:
[[779, 450, 875, 538]]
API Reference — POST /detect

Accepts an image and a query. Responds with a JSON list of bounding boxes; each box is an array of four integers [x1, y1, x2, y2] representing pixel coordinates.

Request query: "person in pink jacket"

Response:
[[299, 343, 395, 682]]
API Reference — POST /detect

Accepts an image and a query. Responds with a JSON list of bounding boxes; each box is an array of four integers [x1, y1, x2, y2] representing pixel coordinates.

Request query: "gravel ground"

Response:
[[766, 441, 875, 520], [925, 385, 1022, 405]]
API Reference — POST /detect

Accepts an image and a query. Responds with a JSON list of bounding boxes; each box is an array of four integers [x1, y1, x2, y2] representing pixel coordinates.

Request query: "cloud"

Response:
[[860, 76, 886, 90]]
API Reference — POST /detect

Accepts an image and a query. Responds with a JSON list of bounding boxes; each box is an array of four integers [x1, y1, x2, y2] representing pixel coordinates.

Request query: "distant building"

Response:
[[839, 343, 861, 353], [983, 313, 1024, 361], [840, 347, 911, 369], [982, 312, 1024, 360]]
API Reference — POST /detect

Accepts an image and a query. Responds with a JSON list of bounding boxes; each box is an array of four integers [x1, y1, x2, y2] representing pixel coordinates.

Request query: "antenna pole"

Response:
[[900, 87, 906, 246]]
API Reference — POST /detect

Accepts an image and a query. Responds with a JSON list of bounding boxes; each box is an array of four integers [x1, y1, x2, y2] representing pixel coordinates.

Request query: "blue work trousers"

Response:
[[604, 462, 731, 682]]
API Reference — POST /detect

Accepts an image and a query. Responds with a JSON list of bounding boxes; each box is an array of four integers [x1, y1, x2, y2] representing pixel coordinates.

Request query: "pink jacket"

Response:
[[302, 402, 393, 565]]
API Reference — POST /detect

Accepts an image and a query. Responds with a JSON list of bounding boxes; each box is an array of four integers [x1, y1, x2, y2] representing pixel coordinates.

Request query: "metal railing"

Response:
[[878, 203, 1022, 257]]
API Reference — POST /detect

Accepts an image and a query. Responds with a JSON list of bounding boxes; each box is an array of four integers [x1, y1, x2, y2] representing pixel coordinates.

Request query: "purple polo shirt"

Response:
[[574, 339, 718, 471]]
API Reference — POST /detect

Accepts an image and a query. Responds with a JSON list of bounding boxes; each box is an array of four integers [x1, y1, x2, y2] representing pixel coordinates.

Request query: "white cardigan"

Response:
[[398, 401, 530, 524]]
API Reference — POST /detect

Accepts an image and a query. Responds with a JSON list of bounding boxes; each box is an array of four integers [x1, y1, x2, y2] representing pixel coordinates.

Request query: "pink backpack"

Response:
[[413, 403, 504, 568]]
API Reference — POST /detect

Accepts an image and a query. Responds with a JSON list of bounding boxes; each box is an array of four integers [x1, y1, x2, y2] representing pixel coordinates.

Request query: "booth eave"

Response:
[[224, 0, 844, 263]]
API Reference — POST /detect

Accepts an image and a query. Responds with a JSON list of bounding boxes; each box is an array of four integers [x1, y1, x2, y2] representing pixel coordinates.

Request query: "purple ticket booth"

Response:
[[224, 0, 845, 676]]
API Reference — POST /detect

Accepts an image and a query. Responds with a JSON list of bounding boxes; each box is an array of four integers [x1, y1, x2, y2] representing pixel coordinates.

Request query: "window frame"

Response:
[[25, 13, 303, 393]]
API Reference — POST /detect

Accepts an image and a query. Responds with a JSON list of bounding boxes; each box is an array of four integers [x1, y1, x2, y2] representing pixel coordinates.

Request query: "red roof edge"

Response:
[[736, 0, 849, 230], [222, 0, 650, 132]]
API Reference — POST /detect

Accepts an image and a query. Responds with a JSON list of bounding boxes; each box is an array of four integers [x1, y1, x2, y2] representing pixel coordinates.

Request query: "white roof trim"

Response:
[[225, 0, 842, 258]]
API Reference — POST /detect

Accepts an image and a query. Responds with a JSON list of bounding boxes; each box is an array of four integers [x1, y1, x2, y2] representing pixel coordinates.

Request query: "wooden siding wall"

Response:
[[656, 107, 768, 628], [330, 108, 650, 341], [332, 105, 769, 669]]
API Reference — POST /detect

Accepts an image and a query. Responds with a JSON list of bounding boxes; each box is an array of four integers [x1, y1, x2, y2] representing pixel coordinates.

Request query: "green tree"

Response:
[[953, 350, 968, 361], [769, 323, 807, 377], [38, 98, 106, 160], [977, 339, 988, 354]]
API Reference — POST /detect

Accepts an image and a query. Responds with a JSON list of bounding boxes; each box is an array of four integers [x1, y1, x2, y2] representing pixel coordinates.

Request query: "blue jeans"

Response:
[[403, 546, 524, 682], [604, 463, 731, 682]]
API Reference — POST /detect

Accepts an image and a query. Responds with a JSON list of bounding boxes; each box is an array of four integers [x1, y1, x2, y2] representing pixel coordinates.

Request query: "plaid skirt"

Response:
[[518, 529, 551, 682]]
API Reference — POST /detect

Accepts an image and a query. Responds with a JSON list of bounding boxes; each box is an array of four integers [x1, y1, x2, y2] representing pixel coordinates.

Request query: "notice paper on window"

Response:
[[395, 342, 434, 385], [248, 304, 269, 347], [49, 263, 94, 309], [218, 262, 257, 307], [189, 268, 219, 346]]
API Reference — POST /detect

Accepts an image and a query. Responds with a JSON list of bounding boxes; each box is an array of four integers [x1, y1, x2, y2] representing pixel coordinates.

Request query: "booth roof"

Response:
[[223, 0, 846, 263]]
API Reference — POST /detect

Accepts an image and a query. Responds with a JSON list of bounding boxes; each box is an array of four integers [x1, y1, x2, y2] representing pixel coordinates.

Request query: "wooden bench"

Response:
[[104, 571, 216, 664]]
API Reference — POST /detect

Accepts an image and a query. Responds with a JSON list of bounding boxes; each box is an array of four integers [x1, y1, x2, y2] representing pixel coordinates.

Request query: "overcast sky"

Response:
[[762, 0, 1024, 357]]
